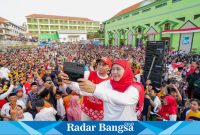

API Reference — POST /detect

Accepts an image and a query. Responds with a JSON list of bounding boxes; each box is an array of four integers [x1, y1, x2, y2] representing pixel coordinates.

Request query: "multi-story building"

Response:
[[0, 17, 10, 40], [0, 17, 26, 40], [26, 14, 100, 40], [104, 0, 200, 53]]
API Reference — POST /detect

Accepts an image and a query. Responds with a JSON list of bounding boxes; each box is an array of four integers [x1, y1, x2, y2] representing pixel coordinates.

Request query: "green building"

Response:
[[26, 14, 100, 40], [104, 0, 200, 53]]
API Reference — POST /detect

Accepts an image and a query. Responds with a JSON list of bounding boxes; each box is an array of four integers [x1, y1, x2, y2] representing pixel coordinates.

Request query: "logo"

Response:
[[99, 122, 134, 133]]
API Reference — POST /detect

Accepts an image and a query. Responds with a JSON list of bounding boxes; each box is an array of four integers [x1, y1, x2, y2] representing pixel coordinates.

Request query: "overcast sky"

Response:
[[0, 0, 143, 25]]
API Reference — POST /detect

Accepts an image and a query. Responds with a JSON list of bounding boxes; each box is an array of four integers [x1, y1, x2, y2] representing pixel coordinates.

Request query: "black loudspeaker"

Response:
[[144, 41, 166, 87]]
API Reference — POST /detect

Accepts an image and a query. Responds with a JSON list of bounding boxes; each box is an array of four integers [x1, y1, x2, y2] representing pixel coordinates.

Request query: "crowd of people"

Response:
[[0, 43, 199, 121]]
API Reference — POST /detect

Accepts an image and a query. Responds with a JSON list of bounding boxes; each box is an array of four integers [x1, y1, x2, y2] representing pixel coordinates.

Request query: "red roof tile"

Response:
[[113, 2, 143, 18], [0, 17, 8, 23]]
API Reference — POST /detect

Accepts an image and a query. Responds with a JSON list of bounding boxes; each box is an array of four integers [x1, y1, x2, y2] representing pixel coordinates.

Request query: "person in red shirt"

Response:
[[81, 57, 112, 121], [187, 62, 198, 77], [24, 75, 34, 94], [158, 95, 178, 121]]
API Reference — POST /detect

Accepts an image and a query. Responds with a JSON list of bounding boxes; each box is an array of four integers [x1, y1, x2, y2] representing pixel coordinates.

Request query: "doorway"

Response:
[[162, 37, 170, 50]]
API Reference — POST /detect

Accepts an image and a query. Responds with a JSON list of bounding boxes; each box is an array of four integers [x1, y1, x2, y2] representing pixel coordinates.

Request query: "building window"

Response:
[[172, 0, 182, 3], [142, 8, 151, 13], [154, 22, 160, 26], [164, 23, 170, 30], [145, 24, 150, 27], [138, 27, 142, 33], [176, 17, 185, 22], [117, 17, 122, 20], [123, 15, 129, 19], [132, 12, 139, 16], [155, 3, 167, 9], [194, 14, 200, 20]]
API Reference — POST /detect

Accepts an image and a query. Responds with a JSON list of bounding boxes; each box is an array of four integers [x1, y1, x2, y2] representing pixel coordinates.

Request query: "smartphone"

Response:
[[48, 81, 52, 85], [63, 62, 84, 82]]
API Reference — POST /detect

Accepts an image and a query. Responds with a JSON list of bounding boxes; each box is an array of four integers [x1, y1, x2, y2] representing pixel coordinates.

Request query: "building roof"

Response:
[[26, 14, 95, 22], [0, 17, 8, 23], [112, 2, 143, 18]]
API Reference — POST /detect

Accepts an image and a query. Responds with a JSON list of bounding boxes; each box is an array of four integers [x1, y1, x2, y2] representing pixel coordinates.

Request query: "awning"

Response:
[[162, 27, 200, 34]]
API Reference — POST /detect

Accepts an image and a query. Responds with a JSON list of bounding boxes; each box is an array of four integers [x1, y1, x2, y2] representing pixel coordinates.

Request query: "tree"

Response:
[[87, 30, 104, 40]]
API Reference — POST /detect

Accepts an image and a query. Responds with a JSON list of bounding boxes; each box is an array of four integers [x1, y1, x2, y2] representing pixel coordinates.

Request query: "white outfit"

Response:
[[34, 107, 57, 121], [0, 67, 10, 80], [70, 71, 109, 121], [19, 112, 33, 121], [135, 74, 141, 82], [153, 96, 161, 112], [59, 83, 68, 95], [18, 94, 28, 105], [68, 80, 139, 121], [1, 100, 26, 117], [0, 85, 14, 100], [94, 80, 139, 121], [56, 98, 66, 120], [169, 115, 177, 121]]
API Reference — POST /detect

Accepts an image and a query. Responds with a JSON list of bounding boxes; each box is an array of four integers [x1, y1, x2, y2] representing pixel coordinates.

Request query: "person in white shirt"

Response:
[[146, 89, 161, 113], [10, 105, 33, 121], [0, 66, 10, 80], [62, 59, 140, 121], [1, 93, 26, 120], [57, 78, 68, 96], [55, 90, 66, 120], [15, 87, 28, 105], [62, 57, 112, 121], [34, 99, 57, 121], [0, 83, 14, 100]]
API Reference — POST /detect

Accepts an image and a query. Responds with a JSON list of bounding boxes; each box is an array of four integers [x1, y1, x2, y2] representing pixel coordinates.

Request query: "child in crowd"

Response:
[[55, 90, 66, 120], [186, 99, 200, 121]]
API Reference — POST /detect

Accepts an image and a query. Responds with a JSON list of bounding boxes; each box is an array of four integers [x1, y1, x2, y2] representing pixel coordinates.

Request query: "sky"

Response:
[[0, 0, 143, 25]]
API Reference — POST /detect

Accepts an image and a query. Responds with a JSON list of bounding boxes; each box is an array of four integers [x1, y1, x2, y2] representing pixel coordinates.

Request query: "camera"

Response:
[[168, 78, 177, 84]]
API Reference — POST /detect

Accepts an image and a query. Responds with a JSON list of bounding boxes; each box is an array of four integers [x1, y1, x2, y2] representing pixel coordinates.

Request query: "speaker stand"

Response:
[[147, 56, 156, 80]]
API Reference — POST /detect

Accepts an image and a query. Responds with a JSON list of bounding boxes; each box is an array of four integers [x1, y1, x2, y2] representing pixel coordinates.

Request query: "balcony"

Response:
[[39, 22, 49, 25], [40, 29, 49, 31], [28, 28, 39, 30], [69, 23, 78, 26], [50, 21, 59, 24], [5, 33, 11, 36], [50, 28, 59, 30], [60, 21, 68, 25], [60, 27, 68, 30], [60, 23, 68, 26], [0, 26, 10, 30], [27, 21, 38, 24], [93, 22, 100, 26]]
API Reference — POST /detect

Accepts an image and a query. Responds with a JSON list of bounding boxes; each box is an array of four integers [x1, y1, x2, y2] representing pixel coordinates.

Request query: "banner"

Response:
[[0, 121, 200, 135]]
